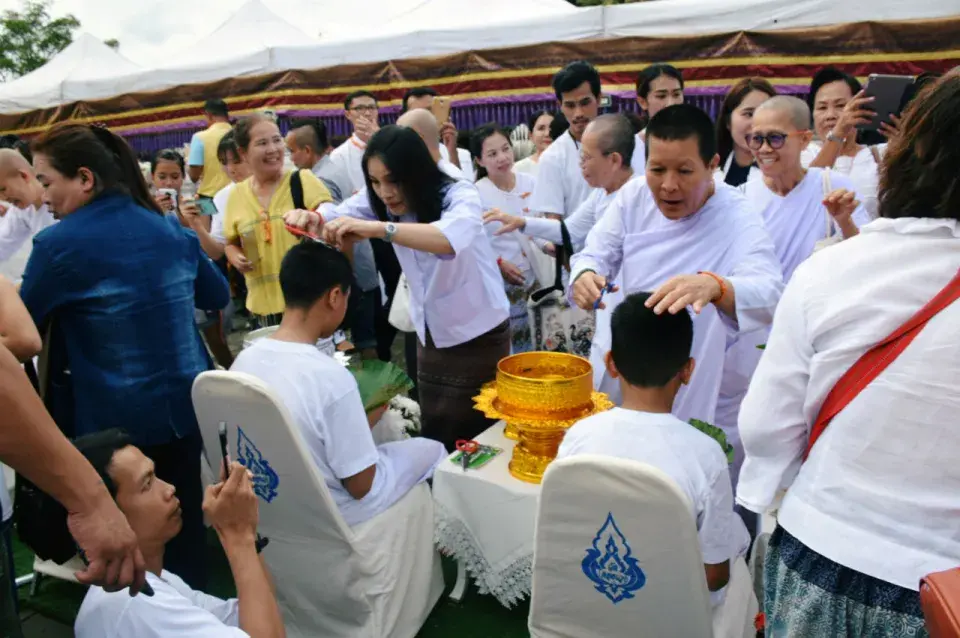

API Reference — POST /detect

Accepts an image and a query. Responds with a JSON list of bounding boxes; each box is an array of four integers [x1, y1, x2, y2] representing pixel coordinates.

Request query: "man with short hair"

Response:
[[0, 145, 56, 269], [330, 91, 381, 195], [73, 429, 285, 638], [285, 119, 350, 202], [188, 99, 233, 200], [571, 104, 783, 431], [530, 61, 645, 220], [401, 87, 474, 181]]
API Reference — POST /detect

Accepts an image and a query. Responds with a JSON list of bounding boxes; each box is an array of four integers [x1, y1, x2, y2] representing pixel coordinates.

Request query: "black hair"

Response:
[[401, 87, 438, 113], [204, 98, 229, 118], [549, 111, 570, 141], [469, 123, 512, 181], [646, 104, 717, 165], [233, 113, 275, 151], [716, 77, 777, 165], [74, 429, 134, 498], [590, 114, 636, 168], [362, 125, 454, 224], [610, 292, 693, 388], [150, 148, 185, 177], [217, 130, 241, 165], [807, 67, 863, 114], [552, 60, 601, 101], [526, 110, 554, 134], [636, 63, 684, 100], [344, 90, 378, 111], [280, 241, 355, 310], [289, 118, 329, 153], [0, 134, 31, 164]]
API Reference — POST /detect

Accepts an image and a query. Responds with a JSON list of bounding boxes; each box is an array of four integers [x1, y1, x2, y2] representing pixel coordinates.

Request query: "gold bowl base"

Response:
[[503, 421, 519, 440], [508, 426, 565, 484]]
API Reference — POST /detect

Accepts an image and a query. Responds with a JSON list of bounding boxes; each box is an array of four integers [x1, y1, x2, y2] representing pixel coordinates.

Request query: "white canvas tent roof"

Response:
[[0, 32, 144, 113]]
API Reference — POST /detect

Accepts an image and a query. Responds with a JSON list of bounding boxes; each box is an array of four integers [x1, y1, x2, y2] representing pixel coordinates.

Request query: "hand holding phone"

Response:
[[430, 97, 451, 124]]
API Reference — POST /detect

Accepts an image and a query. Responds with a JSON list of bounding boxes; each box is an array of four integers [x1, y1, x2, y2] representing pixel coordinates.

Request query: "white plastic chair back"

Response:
[[529, 455, 755, 638], [192, 371, 443, 638]]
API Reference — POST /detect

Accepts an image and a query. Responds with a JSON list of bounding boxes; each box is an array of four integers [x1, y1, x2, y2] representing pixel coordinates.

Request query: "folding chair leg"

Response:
[[29, 572, 41, 597], [449, 559, 468, 602]]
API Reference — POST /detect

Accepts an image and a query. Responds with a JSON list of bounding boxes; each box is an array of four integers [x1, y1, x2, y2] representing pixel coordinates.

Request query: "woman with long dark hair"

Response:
[[20, 123, 230, 589], [514, 110, 555, 177], [292, 125, 510, 449], [716, 77, 777, 187]]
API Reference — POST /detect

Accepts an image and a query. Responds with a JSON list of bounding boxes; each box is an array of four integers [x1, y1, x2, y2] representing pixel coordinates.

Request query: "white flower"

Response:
[[388, 396, 421, 433]]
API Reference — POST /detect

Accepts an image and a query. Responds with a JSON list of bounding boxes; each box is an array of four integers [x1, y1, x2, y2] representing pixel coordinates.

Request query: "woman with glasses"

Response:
[[716, 77, 777, 187], [222, 113, 333, 327], [330, 90, 381, 195]]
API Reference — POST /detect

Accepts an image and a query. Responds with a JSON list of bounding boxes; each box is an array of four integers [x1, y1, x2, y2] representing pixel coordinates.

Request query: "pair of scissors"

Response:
[[284, 223, 323, 242], [456, 440, 480, 472], [594, 280, 617, 310]]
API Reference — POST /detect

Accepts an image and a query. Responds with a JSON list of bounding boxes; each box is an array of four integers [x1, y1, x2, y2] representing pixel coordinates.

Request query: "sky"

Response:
[[0, 0, 361, 65]]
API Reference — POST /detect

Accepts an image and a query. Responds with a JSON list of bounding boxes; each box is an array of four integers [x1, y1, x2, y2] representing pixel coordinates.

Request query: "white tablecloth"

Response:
[[433, 422, 541, 608]]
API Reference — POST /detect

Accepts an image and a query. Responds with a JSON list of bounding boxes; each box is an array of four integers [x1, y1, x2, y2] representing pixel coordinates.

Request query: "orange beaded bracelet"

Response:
[[698, 271, 727, 303]]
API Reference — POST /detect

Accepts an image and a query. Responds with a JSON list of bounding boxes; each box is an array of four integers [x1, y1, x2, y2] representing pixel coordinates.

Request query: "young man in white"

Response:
[[329, 91, 381, 196], [231, 242, 446, 526], [571, 104, 783, 431], [558, 291, 749, 604], [529, 61, 645, 220], [0, 148, 56, 270], [74, 429, 285, 638]]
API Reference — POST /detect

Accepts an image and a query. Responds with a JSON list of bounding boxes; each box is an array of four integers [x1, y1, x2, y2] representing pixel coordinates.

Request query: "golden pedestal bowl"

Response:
[[473, 352, 614, 484]]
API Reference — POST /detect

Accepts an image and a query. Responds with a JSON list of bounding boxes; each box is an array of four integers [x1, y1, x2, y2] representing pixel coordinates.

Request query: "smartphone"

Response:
[[856, 74, 914, 145], [218, 421, 230, 480], [430, 96, 451, 124], [197, 198, 218, 217]]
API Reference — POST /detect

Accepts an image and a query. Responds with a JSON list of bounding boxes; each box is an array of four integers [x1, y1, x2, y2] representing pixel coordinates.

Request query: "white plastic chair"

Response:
[[192, 371, 443, 638], [528, 455, 757, 638]]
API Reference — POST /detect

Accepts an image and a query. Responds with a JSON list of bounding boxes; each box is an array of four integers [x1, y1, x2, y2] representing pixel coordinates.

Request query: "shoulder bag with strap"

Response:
[[805, 268, 960, 458], [290, 169, 306, 211]]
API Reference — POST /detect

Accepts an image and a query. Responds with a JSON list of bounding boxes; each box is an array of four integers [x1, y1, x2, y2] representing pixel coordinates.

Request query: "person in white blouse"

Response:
[[633, 63, 685, 161], [530, 61, 645, 220], [715, 77, 776, 188], [74, 429, 285, 638], [471, 124, 541, 353], [737, 73, 960, 637], [801, 67, 892, 219], [288, 125, 510, 451], [570, 104, 783, 433], [0, 148, 56, 270], [514, 111, 555, 177]]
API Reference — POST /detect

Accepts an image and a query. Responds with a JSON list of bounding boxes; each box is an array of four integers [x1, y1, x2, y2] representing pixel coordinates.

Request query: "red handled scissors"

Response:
[[456, 439, 480, 472], [285, 223, 323, 242]]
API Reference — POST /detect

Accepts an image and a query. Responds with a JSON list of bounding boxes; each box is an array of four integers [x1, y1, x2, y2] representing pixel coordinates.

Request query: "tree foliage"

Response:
[[0, 0, 80, 81], [104, 38, 120, 51]]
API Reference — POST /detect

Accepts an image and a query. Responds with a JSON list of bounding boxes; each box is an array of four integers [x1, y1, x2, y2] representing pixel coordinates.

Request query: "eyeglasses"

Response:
[[746, 132, 805, 151], [349, 105, 378, 113]]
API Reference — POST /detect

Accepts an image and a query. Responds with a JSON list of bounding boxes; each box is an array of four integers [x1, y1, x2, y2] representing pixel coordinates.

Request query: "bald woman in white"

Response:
[[0, 148, 56, 269], [571, 104, 783, 428]]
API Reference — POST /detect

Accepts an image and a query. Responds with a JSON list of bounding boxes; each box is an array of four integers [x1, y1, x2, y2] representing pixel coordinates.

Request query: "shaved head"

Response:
[[755, 95, 810, 131], [584, 114, 636, 166], [0, 147, 32, 177], [396, 108, 440, 152]]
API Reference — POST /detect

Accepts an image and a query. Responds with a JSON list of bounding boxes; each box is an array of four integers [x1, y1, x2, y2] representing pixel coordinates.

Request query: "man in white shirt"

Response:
[[74, 429, 284, 638], [0, 148, 56, 271], [231, 242, 446, 526], [570, 104, 783, 429], [329, 90, 381, 195], [530, 61, 645, 220], [402, 87, 475, 181], [558, 292, 749, 605], [285, 119, 351, 202]]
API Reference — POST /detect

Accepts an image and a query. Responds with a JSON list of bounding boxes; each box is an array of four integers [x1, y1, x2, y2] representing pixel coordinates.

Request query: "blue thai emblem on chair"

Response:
[[236, 426, 280, 503], [581, 512, 646, 604]]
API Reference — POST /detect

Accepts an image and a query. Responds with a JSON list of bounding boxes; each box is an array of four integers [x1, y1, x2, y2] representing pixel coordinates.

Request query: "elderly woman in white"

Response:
[[286, 125, 510, 451], [737, 72, 960, 637]]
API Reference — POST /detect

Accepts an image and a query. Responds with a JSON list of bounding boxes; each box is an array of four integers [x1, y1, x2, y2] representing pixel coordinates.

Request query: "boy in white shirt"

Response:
[[231, 242, 446, 526], [74, 429, 284, 638], [557, 291, 749, 603]]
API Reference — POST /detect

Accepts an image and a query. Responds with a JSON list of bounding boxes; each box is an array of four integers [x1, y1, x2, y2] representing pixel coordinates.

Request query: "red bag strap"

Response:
[[806, 268, 960, 458]]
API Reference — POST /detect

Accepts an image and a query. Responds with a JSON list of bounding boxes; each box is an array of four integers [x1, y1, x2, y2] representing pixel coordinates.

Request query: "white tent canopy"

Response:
[[0, 0, 957, 115], [0, 32, 144, 113]]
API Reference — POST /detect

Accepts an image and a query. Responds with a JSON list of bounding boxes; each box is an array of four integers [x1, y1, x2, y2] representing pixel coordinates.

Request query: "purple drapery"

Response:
[[127, 90, 806, 156]]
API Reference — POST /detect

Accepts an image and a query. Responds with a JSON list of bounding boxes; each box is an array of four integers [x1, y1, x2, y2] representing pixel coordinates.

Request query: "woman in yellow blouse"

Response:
[[224, 113, 332, 325]]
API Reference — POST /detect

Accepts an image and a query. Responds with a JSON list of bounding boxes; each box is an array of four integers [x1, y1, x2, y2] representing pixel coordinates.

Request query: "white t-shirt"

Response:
[[231, 339, 386, 526], [475, 172, 538, 274], [0, 203, 56, 270], [514, 155, 540, 178], [329, 135, 367, 196], [75, 569, 243, 637], [800, 142, 885, 219], [211, 183, 235, 244], [439, 145, 476, 182], [559, 408, 749, 604]]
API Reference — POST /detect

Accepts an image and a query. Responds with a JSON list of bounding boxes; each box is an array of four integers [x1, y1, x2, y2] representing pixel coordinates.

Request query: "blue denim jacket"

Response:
[[20, 192, 230, 446]]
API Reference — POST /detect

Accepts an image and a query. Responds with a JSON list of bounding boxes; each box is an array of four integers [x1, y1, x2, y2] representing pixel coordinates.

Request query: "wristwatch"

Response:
[[825, 131, 846, 144], [383, 222, 398, 243]]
